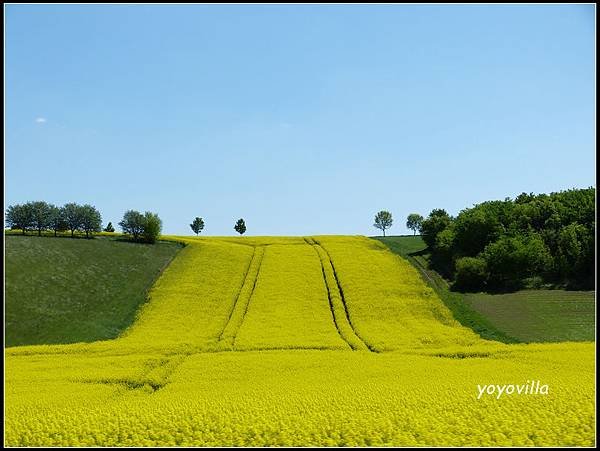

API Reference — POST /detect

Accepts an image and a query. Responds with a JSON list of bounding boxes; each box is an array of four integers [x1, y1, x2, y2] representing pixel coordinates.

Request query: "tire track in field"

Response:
[[218, 246, 257, 342], [219, 246, 265, 349], [77, 355, 187, 396], [304, 238, 351, 350], [305, 238, 373, 352]]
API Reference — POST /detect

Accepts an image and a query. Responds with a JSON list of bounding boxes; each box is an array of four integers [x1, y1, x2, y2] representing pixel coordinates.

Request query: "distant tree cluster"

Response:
[[5, 201, 102, 238], [119, 210, 162, 244], [418, 187, 595, 291], [5, 202, 165, 244]]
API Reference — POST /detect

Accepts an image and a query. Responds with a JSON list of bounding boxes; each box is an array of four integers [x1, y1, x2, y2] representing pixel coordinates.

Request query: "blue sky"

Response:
[[5, 4, 596, 236]]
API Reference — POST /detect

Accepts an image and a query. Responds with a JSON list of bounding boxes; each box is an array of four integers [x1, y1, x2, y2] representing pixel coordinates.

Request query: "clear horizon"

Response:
[[5, 4, 596, 236]]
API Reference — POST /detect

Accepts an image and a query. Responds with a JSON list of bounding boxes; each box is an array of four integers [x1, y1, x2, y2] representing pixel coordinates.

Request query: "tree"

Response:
[[5, 203, 34, 234], [234, 218, 246, 235], [406, 213, 424, 236], [119, 210, 145, 241], [420, 209, 452, 249], [432, 226, 456, 275], [119, 210, 162, 243], [30, 201, 53, 236], [104, 222, 115, 233], [556, 223, 593, 281], [190, 217, 205, 236], [515, 192, 535, 204], [482, 233, 552, 290], [141, 212, 162, 244], [49, 204, 68, 237], [391, 187, 594, 292], [62, 202, 83, 237], [452, 201, 509, 256], [373, 211, 393, 237], [454, 257, 489, 292], [79, 204, 102, 238]]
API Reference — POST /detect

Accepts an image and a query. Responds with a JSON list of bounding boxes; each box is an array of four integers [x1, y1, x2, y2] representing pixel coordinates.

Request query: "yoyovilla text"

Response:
[[477, 380, 549, 399]]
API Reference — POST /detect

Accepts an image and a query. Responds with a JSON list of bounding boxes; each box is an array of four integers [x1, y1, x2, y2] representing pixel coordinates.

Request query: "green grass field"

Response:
[[464, 290, 596, 342], [5, 235, 182, 347], [5, 235, 596, 446], [375, 235, 596, 344]]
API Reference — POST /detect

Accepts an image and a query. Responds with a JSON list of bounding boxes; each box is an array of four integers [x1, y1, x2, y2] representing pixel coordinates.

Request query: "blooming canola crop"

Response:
[[5, 236, 596, 446]]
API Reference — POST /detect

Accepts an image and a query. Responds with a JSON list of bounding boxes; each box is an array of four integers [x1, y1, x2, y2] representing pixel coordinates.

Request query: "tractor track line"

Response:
[[305, 238, 354, 350], [312, 238, 378, 353], [231, 246, 265, 349], [218, 246, 258, 341]]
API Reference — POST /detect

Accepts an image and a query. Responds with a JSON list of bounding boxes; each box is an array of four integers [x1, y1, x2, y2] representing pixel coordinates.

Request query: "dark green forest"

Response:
[[420, 187, 595, 292]]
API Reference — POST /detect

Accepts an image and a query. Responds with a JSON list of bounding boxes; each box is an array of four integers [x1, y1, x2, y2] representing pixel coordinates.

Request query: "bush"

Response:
[[523, 276, 545, 289], [431, 227, 456, 276], [119, 210, 162, 243], [142, 212, 162, 244], [453, 257, 488, 292]]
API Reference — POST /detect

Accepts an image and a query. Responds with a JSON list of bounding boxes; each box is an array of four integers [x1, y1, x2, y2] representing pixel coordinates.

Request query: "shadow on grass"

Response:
[[5, 232, 98, 240], [4, 231, 177, 247]]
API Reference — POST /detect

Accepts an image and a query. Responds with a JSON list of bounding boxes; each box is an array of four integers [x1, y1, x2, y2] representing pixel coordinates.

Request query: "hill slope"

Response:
[[15, 235, 482, 354], [5, 235, 182, 346], [5, 235, 595, 446], [375, 235, 596, 343]]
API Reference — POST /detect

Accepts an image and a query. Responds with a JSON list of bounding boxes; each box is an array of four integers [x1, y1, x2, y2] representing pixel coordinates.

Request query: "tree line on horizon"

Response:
[[7, 187, 594, 288], [6, 201, 102, 239], [5, 201, 163, 244], [5, 201, 250, 242], [375, 187, 594, 292]]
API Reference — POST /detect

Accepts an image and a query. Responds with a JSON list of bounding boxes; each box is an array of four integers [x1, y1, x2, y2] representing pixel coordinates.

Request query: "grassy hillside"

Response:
[[5, 235, 182, 347], [376, 234, 427, 256], [464, 290, 595, 342], [374, 235, 596, 343], [5, 235, 595, 446]]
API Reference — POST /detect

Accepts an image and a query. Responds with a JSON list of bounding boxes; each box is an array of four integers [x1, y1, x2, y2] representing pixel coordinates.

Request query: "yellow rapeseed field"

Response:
[[234, 244, 349, 350], [5, 236, 596, 446]]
